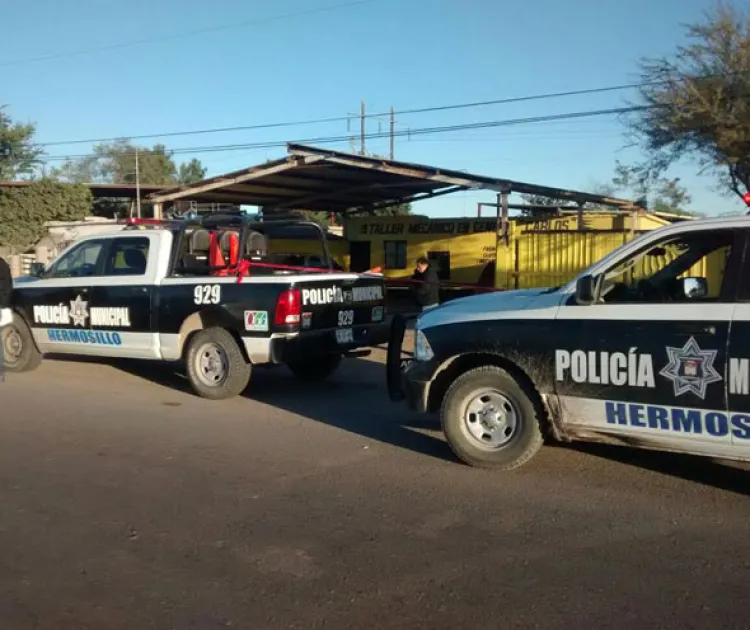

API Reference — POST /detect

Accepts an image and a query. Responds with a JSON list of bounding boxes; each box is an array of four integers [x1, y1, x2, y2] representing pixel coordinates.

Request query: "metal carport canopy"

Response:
[[146, 143, 636, 212]]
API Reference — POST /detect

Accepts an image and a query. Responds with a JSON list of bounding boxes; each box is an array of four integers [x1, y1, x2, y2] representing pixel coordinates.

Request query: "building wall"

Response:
[[342, 212, 674, 290]]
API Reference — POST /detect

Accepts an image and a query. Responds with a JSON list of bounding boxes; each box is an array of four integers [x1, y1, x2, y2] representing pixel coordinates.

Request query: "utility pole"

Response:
[[390, 106, 395, 160], [360, 100, 366, 155], [135, 148, 141, 219]]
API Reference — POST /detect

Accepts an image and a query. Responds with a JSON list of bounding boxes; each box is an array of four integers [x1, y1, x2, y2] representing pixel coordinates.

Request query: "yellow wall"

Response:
[[506, 226, 637, 289], [345, 216, 499, 284], [269, 213, 725, 296], [343, 212, 672, 289]]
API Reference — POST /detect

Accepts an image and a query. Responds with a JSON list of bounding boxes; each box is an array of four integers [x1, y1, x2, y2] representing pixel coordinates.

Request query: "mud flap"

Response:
[[386, 314, 411, 402]]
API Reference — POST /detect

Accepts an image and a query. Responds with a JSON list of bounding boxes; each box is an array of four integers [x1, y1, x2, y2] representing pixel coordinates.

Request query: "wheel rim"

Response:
[[1, 325, 24, 368], [461, 389, 520, 450], [193, 342, 229, 387]]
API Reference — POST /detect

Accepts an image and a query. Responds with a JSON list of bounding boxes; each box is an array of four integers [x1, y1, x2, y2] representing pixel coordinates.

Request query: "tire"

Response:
[[441, 365, 544, 470], [1, 313, 43, 373], [287, 353, 342, 382], [184, 327, 251, 400]]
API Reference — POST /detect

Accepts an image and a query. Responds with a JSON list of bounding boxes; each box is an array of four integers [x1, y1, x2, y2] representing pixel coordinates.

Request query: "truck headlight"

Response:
[[414, 329, 434, 362]]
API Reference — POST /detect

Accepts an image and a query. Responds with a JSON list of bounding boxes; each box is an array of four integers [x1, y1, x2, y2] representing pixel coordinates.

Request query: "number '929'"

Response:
[[194, 285, 221, 305]]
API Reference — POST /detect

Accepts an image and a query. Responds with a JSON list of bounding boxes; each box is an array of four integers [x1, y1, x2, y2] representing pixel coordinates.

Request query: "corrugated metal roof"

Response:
[[146, 143, 638, 212]]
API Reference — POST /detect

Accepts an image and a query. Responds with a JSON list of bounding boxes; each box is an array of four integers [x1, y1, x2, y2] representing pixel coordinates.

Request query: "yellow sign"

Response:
[[520, 217, 577, 233], [356, 219, 497, 236]]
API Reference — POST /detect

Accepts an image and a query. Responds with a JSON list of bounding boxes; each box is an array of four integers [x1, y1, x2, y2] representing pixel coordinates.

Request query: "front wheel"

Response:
[[441, 365, 544, 470], [184, 328, 251, 400], [287, 353, 342, 382], [1, 313, 43, 373]]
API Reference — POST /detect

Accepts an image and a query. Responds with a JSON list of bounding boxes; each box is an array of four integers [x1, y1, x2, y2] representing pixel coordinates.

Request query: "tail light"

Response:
[[274, 289, 301, 325]]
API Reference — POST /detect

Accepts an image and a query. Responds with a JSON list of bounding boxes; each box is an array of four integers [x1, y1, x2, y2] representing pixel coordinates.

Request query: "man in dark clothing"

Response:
[[411, 256, 440, 311]]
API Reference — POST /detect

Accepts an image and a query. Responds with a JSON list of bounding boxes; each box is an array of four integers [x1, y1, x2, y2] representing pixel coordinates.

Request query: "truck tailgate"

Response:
[[297, 275, 386, 332]]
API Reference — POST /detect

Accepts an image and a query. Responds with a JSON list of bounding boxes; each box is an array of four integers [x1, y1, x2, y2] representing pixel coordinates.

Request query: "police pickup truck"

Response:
[[0, 215, 388, 400], [387, 214, 750, 470]]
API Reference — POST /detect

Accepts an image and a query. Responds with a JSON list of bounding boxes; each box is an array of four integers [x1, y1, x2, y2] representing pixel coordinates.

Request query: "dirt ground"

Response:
[[1, 349, 749, 629]]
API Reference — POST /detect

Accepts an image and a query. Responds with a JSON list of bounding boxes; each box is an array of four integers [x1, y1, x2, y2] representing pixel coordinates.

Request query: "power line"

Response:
[[0, 0, 379, 69], [38, 81, 653, 148], [38, 105, 650, 162], [35, 68, 750, 148]]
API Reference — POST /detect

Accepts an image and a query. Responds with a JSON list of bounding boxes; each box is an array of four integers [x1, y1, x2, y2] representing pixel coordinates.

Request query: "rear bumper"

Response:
[[0, 308, 12, 328], [270, 321, 390, 363]]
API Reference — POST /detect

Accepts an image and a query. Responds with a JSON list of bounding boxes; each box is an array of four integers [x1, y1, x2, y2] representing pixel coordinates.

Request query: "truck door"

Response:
[[553, 225, 744, 456], [87, 235, 157, 359], [19, 237, 108, 354], [725, 231, 750, 453]]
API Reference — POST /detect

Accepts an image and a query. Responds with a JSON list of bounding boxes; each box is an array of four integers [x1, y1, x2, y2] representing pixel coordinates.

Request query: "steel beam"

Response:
[[147, 155, 326, 204]]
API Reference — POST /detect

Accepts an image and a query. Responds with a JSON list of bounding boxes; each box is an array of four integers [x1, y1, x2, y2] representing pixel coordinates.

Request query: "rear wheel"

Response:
[[441, 365, 544, 470], [2, 313, 43, 373], [288, 353, 342, 382], [184, 327, 251, 400]]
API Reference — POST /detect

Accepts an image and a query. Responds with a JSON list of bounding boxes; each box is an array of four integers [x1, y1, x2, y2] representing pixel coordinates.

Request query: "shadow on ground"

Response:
[[44, 353, 750, 495], [567, 441, 750, 498], [49, 353, 457, 466]]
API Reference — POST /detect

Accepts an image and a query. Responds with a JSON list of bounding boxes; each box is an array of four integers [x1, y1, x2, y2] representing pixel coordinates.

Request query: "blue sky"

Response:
[[1, 0, 745, 217]]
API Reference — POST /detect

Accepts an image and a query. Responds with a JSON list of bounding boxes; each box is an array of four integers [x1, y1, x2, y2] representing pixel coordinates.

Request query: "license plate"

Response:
[[335, 327, 354, 344]]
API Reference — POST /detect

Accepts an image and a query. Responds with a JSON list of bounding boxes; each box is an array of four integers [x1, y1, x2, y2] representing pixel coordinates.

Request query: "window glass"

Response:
[[598, 229, 734, 304], [384, 240, 407, 269], [44, 240, 105, 279], [104, 237, 150, 276]]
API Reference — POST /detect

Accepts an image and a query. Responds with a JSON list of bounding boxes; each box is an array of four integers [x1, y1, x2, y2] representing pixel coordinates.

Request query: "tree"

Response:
[[0, 106, 43, 180], [0, 180, 92, 253], [517, 183, 618, 216], [49, 139, 209, 218], [611, 162, 694, 214], [517, 163, 695, 216], [517, 193, 577, 213], [178, 158, 207, 184], [624, 2, 750, 202], [50, 139, 206, 186]]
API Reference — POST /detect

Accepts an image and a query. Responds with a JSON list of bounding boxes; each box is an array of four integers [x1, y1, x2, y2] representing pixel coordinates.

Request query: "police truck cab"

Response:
[[0, 215, 388, 400], [387, 214, 750, 470]]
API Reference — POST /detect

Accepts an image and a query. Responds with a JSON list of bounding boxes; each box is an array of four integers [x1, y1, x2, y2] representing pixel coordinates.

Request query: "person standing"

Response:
[[411, 256, 440, 311]]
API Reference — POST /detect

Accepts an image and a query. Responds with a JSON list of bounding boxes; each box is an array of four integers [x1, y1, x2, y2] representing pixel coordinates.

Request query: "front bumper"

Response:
[[386, 314, 438, 413], [0, 308, 12, 328], [401, 360, 437, 413]]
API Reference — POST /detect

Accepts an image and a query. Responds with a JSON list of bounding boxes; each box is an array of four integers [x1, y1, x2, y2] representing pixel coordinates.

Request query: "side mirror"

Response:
[[575, 274, 597, 305], [679, 277, 708, 300], [29, 262, 45, 277]]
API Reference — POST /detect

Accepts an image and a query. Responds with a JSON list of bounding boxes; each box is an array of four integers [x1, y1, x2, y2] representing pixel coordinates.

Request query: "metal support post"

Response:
[[135, 148, 141, 219]]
